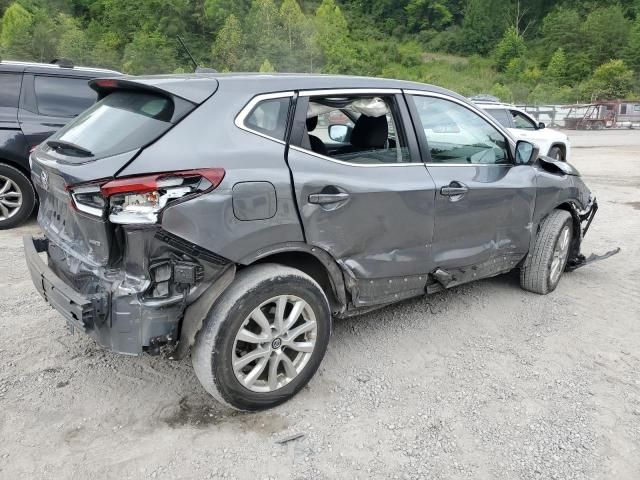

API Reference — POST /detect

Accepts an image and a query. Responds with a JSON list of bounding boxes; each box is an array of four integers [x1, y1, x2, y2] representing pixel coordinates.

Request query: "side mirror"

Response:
[[515, 140, 539, 165], [328, 124, 351, 143], [538, 122, 546, 129]]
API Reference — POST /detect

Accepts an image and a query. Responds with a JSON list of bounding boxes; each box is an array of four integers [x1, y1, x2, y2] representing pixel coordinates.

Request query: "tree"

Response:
[[461, 0, 508, 55], [624, 19, 640, 73], [540, 7, 582, 59], [57, 14, 91, 65], [245, 0, 285, 70], [211, 14, 243, 71], [122, 31, 177, 75], [493, 26, 526, 72], [1, 2, 34, 59], [582, 5, 631, 69], [405, 0, 453, 32], [314, 0, 354, 73], [259, 58, 275, 72], [204, 0, 248, 33], [586, 60, 634, 100], [280, 0, 304, 51], [546, 48, 567, 85]]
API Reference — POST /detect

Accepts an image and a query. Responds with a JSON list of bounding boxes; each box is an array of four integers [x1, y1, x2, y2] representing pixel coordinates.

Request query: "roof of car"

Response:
[[106, 72, 467, 103], [0, 60, 120, 76]]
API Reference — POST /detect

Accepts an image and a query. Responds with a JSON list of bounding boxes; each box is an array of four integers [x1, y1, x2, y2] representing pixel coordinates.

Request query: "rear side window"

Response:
[[34, 76, 97, 117], [244, 97, 290, 141], [49, 90, 176, 162], [0, 73, 21, 108], [484, 108, 512, 128]]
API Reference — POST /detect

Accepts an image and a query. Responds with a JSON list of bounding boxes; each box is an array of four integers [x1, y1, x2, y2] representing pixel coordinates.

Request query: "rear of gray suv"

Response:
[[25, 74, 605, 411]]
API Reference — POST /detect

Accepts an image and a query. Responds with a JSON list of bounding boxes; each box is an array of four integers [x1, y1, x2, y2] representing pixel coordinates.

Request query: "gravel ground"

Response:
[[1, 130, 639, 480]]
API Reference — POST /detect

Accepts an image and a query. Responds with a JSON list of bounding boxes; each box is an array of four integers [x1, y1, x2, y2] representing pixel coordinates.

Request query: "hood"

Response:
[[537, 155, 580, 176]]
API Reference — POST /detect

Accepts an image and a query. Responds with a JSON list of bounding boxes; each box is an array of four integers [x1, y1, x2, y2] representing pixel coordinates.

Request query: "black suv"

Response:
[[0, 60, 119, 229]]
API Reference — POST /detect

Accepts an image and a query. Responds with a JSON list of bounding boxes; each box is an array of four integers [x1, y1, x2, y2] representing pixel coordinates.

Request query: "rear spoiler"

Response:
[[89, 76, 219, 105]]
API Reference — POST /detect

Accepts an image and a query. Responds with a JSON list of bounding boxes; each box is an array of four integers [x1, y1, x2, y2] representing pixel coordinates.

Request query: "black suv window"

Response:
[[511, 110, 537, 130], [34, 76, 97, 117], [0, 73, 21, 108], [244, 97, 291, 141]]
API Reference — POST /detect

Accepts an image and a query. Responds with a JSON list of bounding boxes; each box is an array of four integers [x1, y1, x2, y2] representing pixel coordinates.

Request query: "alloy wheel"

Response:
[[232, 295, 317, 393], [0, 175, 23, 221], [550, 225, 570, 284]]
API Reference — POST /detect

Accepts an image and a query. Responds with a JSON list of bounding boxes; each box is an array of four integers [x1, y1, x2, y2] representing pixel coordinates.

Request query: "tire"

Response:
[[520, 210, 573, 295], [192, 263, 332, 411], [548, 146, 564, 161], [0, 163, 36, 230]]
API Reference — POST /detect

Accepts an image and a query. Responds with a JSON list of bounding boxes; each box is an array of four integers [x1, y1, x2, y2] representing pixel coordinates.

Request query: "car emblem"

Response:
[[41, 170, 49, 191]]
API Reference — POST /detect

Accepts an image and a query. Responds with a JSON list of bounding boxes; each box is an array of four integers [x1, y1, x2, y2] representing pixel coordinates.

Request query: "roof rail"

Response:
[[50, 58, 74, 69], [469, 94, 501, 103]]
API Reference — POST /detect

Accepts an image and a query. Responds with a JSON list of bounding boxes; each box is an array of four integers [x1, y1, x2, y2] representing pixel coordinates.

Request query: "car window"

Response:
[[300, 95, 414, 164], [48, 90, 175, 163], [411, 95, 510, 165], [34, 76, 97, 117], [484, 108, 512, 128], [244, 97, 290, 141], [0, 73, 21, 108], [511, 110, 537, 130]]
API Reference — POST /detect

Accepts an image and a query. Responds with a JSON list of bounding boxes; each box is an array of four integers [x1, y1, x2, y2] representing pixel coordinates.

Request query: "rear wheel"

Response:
[[520, 210, 573, 295], [0, 164, 36, 230], [192, 264, 331, 411]]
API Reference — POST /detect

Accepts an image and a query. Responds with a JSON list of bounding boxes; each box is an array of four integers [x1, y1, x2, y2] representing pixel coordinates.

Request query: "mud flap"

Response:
[[566, 248, 621, 272]]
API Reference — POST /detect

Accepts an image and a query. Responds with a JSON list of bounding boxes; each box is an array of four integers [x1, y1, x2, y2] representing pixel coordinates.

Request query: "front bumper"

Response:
[[24, 235, 184, 355]]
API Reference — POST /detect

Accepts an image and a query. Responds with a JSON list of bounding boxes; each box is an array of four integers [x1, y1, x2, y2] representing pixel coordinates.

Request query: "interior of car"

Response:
[[302, 96, 411, 164]]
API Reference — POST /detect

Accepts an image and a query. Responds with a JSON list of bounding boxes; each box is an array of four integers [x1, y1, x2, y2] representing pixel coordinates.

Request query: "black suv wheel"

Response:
[[0, 164, 36, 229]]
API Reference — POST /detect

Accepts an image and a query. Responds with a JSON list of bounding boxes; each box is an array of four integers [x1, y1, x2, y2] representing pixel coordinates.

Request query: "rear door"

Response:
[[406, 91, 536, 277], [285, 89, 437, 306], [18, 74, 98, 149]]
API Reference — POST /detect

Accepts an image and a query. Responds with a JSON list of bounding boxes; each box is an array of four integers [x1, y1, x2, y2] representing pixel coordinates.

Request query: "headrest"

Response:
[[306, 116, 318, 132], [350, 115, 388, 149]]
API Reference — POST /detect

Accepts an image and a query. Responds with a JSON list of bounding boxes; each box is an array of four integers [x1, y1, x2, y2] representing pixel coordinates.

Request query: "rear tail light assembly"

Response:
[[68, 168, 225, 224]]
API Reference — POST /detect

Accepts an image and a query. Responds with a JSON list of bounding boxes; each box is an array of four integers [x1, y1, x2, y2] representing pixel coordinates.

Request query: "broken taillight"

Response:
[[69, 168, 225, 224]]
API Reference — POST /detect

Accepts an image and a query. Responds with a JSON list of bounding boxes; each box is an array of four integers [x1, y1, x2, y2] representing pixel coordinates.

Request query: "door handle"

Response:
[[308, 192, 350, 204], [440, 182, 468, 197]]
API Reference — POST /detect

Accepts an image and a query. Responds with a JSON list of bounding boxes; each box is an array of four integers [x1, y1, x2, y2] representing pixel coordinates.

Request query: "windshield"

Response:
[[47, 90, 175, 163]]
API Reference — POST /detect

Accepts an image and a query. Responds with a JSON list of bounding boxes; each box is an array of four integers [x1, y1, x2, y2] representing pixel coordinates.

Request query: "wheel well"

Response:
[[550, 143, 566, 159], [0, 158, 30, 178], [553, 203, 581, 256], [249, 251, 341, 312]]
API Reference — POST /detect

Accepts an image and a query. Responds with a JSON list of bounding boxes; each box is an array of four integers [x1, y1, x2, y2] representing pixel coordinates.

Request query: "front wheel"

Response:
[[520, 210, 573, 295], [192, 264, 332, 411]]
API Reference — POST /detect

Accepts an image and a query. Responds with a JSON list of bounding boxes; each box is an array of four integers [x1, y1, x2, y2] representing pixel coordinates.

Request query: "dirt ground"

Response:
[[1, 130, 639, 480]]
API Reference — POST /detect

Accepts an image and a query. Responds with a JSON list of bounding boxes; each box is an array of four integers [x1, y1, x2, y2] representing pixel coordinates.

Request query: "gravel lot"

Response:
[[1, 130, 639, 480]]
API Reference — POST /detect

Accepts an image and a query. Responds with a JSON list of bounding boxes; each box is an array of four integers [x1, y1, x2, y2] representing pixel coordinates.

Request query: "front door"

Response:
[[406, 92, 536, 278], [286, 90, 437, 306]]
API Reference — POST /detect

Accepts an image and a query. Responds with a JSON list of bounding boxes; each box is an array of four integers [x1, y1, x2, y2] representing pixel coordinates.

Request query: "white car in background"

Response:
[[473, 98, 571, 161]]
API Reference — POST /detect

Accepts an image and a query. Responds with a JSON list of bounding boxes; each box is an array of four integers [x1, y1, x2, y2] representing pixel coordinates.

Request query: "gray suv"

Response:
[[25, 74, 603, 410]]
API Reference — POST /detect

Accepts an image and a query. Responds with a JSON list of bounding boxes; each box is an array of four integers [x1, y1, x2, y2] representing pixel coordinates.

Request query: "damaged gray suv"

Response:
[[25, 74, 610, 411]]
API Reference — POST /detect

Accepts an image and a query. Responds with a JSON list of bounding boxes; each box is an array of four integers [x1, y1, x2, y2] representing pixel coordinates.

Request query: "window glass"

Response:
[[483, 108, 512, 128], [511, 110, 537, 130], [0, 73, 21, 108], [300, 95, 414, 164], [620, 105, 627, 115], [411, 95, 510, 165], [49, 90, 175, 163], [35, 76, 97, 117], [244, 97, 290, 141]]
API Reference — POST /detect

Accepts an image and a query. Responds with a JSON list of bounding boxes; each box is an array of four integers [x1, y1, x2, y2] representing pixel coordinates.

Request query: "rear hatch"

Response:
[[30, 75, 218, 267]]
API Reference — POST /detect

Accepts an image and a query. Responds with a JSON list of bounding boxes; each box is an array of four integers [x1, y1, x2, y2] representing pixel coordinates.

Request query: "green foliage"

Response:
[[546, 48, 567, 85], [211, 14, 243, 70], [585, 59, 634, 100], [1, 2, 33, 58], [122, 31, 177, 75], [0, 0, 638, 103], [490, 83, 513, 103], [494, 26, 526, 72], [259, 58, 275, 72]]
